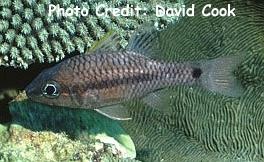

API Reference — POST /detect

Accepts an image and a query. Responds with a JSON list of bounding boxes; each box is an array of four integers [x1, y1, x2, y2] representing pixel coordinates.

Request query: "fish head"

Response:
[[25, 59, 101, 109], [25, 62, 74, 107]]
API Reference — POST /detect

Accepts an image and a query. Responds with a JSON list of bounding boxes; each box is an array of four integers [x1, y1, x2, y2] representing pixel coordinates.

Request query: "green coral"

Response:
[[0, 0, 181, 68]]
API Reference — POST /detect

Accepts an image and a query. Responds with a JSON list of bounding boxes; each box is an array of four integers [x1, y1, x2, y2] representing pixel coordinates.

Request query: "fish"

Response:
[[25, 25, 244, 120]]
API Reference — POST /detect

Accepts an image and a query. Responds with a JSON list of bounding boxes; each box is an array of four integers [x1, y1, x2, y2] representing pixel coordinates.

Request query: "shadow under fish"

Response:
[[25, 25, 245, 120]]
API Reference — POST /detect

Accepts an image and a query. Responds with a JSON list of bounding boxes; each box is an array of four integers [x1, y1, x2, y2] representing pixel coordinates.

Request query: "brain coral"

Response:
[[120, 0, 264, 161], [0, 0, 181, 68]]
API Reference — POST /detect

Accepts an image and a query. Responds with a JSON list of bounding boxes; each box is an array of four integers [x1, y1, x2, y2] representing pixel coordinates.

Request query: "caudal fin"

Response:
[[199, 55, 245, 97]]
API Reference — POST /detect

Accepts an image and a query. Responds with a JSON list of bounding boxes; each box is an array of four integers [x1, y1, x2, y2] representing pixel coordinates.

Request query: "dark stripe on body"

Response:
[[83, 66, 198, 90], [86, 73, 159, 90]]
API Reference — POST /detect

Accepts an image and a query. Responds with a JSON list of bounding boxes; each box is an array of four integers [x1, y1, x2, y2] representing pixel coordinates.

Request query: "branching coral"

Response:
[[0, 0, 181, 68]]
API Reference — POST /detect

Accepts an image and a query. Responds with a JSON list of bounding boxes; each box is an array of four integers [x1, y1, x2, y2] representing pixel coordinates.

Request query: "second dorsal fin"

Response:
[[126, 24, 160, 59]]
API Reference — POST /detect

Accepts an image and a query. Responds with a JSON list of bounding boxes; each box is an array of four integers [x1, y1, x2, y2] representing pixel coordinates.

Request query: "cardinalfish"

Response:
[[25, 26, 244, 120]]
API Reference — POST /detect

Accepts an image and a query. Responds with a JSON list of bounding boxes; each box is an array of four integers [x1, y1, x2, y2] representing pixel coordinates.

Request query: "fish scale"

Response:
[[26, 25, 244, 120], [57, 52, 198, 104]]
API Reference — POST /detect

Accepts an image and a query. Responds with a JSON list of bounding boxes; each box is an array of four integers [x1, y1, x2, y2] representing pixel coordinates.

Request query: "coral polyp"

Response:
[[0, 0, 180, 68]]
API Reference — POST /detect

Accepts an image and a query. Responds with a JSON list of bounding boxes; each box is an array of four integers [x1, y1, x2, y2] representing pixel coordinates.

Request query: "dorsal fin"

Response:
[[87, 30, 122, 54], [126, 24, 160, 59]]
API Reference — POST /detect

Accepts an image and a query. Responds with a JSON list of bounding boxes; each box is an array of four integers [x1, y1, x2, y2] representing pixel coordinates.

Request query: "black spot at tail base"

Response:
[[192, 68, 202, 78]]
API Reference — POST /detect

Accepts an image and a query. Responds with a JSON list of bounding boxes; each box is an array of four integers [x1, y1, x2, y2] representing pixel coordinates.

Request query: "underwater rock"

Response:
[[0, 123, 139, 161], [0, 89, 18, 122], [0, 0, 180, 69], [8, 92, 136, 160]]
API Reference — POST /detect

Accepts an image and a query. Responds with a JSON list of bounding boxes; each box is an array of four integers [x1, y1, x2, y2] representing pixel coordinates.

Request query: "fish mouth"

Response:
[[25, 83, 39, 99], [25, 91, 34, 100], [25, 84, 31, 97]]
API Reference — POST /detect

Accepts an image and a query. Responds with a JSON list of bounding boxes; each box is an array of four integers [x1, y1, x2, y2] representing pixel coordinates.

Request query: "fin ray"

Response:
[[142, 89, 174, 112], [87, 31, 122, 54], [95, 105, 131, 120], [126, 24, 160, 59], [198, 54, 245, 97]]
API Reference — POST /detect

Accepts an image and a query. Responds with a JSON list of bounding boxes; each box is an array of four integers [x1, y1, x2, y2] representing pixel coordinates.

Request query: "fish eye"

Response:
[[42, 81, 60, 98]]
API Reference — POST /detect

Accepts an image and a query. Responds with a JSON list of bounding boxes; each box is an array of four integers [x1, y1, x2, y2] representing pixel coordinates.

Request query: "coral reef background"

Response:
[[0, 0, 179, 68], [1, 0, 264, 161]]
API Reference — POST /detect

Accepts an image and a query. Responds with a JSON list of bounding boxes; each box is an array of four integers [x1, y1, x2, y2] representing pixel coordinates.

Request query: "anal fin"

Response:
[[142, 89, 174, 112]]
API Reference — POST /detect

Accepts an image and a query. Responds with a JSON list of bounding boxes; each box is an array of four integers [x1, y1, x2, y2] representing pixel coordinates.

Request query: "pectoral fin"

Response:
[[95, 105, 132, 120]]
